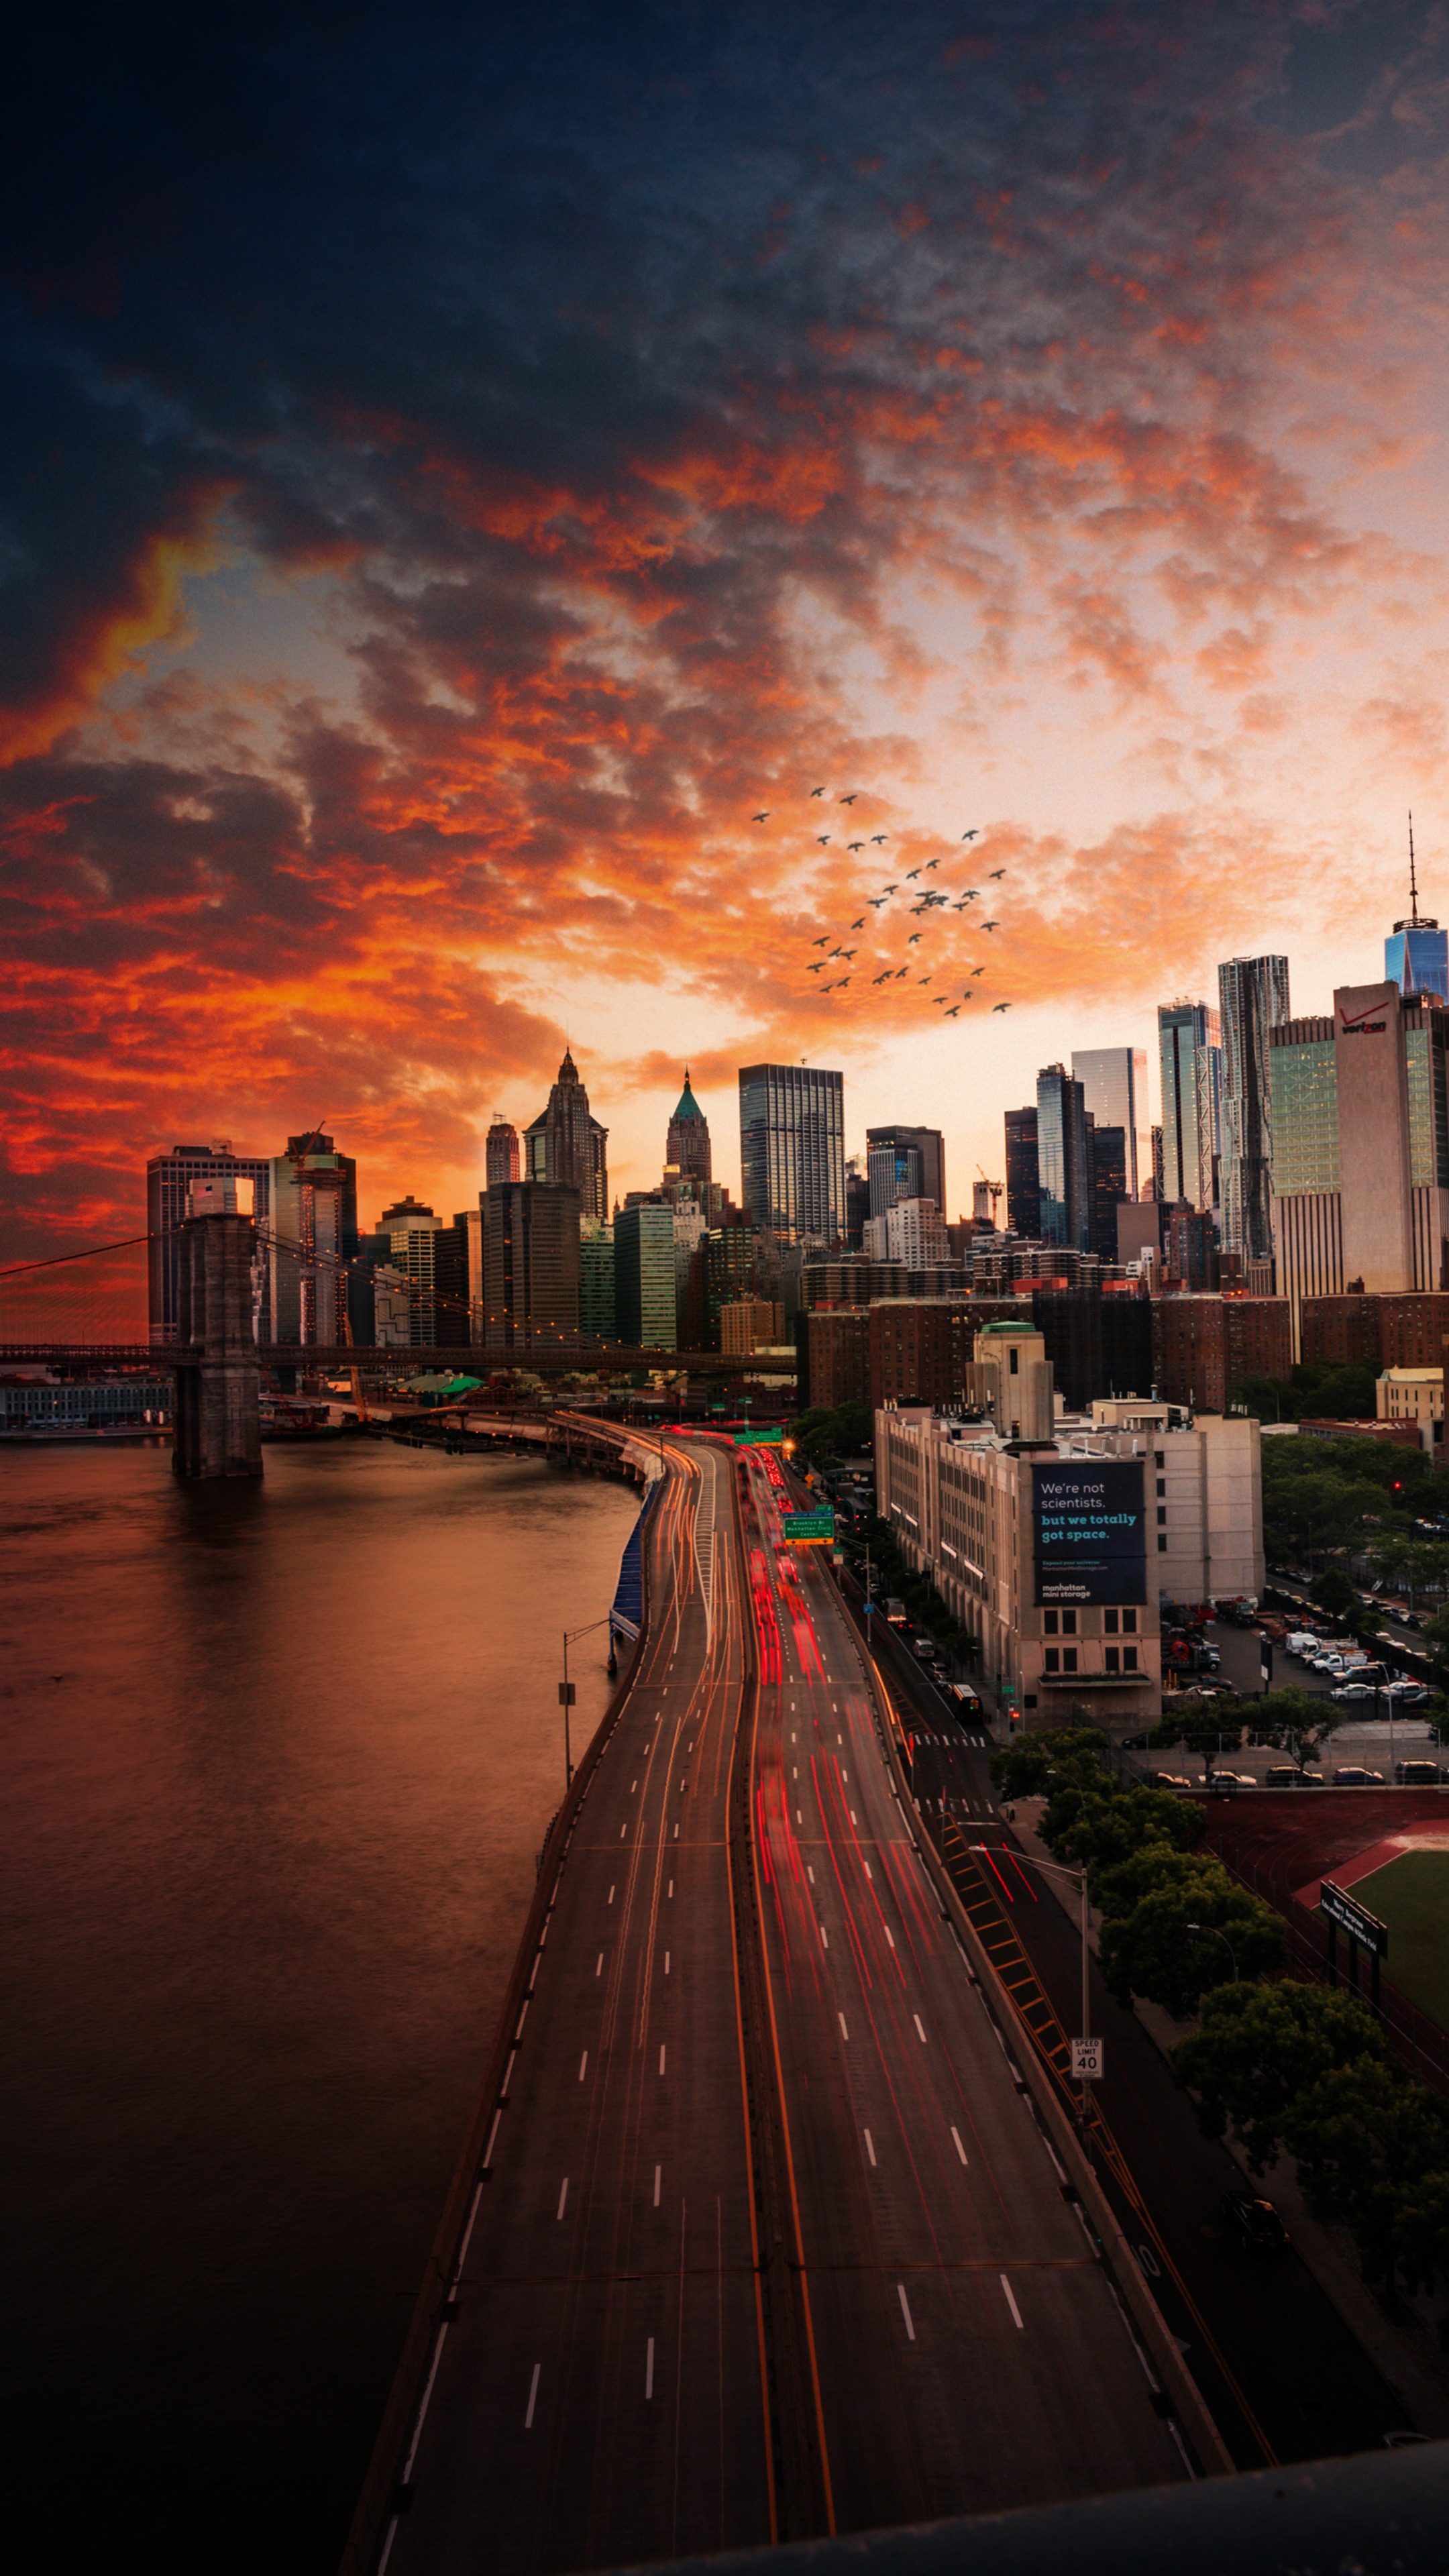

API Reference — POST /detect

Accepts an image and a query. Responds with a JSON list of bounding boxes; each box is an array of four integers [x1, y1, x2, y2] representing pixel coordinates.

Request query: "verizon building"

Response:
[[1271, 979, 1449, 1350]]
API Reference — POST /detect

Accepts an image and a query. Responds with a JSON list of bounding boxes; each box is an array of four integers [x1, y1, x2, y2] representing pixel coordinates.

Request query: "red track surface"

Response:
[[1197, 1790, 1449, 1906]]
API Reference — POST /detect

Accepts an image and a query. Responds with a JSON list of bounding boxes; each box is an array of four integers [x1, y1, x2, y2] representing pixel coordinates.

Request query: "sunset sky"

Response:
[[5, 1, 1449, 1260]]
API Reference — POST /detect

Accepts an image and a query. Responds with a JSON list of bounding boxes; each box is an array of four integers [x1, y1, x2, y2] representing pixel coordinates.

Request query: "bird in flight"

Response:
[[841, 947, 857, 960], [836, 974, 852, 987], [952, 897, 972, 912], [806, 961, 826, 973], [828, 945, 845, 958], [983, 919, 1000, 932], [962, 829, 979, 842], [840, 792, 859, 805], [958, 888, 979, 902], [752, 811, 769, 822], [810, 786, 826, 798], [879, 881, 898, 894], [945, 1005, 961, 1019], [971, 965, 986, 977], [871, 971, 891, 985], [905, 867, 922, 881], [924, 857, 941, 871], [917, 974, 932, 986], [994, 1001, 1011, 1012], [810, 935, 829, 947], [849, 915, 866, 929], [868, 896, 889, 910], [870, 834, 888, 845], [908, 931, 923, 945], [989, 867, 1006, 879], [816, 835, 830, 847], [894, 967, 909, 979], [847, 840, 865, 853]]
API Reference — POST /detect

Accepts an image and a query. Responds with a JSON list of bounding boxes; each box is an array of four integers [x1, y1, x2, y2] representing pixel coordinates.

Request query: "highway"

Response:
[[378, 1440, 771, 2575], [737, 1444, 1188, 2527], [365, 1436, 1193, 2576]]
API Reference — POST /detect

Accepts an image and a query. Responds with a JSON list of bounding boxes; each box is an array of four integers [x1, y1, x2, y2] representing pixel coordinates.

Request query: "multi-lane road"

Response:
[[364, 1434, 1193, 2576]]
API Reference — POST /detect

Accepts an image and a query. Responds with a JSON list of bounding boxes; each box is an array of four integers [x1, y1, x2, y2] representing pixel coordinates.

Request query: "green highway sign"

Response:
[[732, 1427, 784, 1446], [780, 1507, 835, 1545]]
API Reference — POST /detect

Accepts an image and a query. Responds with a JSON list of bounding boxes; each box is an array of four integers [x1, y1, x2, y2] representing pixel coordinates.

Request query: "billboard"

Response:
[[1032, 1459, 1146, 1607], [779, 1507, 835, 1546]]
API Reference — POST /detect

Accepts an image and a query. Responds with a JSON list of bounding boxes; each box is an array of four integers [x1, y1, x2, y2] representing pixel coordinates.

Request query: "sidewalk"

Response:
[[1007, 1794, 1449, 2437]]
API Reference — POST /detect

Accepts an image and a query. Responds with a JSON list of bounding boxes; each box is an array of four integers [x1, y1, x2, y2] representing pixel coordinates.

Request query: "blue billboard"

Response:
[[1032, 1459, 1146, 1607]]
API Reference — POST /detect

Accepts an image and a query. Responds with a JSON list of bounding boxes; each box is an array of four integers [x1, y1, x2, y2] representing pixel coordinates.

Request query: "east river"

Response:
[[0, 1438, 639, 2574]]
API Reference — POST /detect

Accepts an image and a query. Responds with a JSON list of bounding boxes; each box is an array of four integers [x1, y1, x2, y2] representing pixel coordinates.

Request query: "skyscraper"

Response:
[[738, 1063, 846, 1244], [1157, 1001, 1222, 1212], [614, 1201, 678, 1346], [1071, 1048, 1148, 1199], [665, 1071, 711, 1186], [484, 1183, 582, 1354], [1087, 1121, 1127, 1260], [486, 1118, 520, 1189], [1218, 955, 1290, 1258], [1004, 1108, 1039, 1237], [524, 1049, 608, 1220], [865, 1124, 946, 1220], [1385, 822, 1448, 1003], [270, 1132, 359, 1344], [1035, 1065, 1091, 1250]]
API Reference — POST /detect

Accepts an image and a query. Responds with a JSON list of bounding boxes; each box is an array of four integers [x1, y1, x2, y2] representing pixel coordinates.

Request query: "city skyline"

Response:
[[4, 13, 1449, 1263]]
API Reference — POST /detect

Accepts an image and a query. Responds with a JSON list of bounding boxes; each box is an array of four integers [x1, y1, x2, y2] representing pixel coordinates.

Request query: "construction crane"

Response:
[[975, 1163, 1004, 1216]]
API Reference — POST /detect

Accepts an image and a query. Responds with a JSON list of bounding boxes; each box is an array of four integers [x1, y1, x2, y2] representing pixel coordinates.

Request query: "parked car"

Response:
[[1221, 2190, 1289, 2254], [1332, 1766, 1385, 1785], [1204, 1769, 1256, 1788], [1152, 1772, 1194, 1790], [1387, 1683, 1430, 1706], [1299, 1768, 1325, 1785], [1331, 1682, 1380, 1703], [1395, 1760, 1444, 1784], [1264, 1764, 1301, 1787]]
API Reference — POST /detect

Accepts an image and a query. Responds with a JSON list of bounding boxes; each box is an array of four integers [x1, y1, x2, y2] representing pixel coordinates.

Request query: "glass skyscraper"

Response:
[[1035, 1063, 1090, 1250], [1218, 955, 1290, 1258], [1071, 1047, 1147, 1198], [1157, 1002, 1221, 1212], [738, 1064, 847, 1245]]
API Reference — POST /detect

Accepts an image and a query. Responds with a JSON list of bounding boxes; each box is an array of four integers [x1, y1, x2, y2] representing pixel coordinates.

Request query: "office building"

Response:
[[431, 1214, 474, 1346], [1004, 1108, 1040, 1238], [1087, 1122, 1127, 1261], [1163, 1205, 1216, 1289], [1036, 1065, 1091, 1250], [524, 1049, 608, 1220], [147, 1143, 272, 1346], [963, 1319, 1055, 1443], [270, 1134, 359, 1345], [1157, 1003, 1221, 1212], [1150, 1125, 1165, 1200], [364, 1197, 443, 1347], [614, 1201, 678, 1347], [874, 1409, 1162, 1731], [1378, 1366, 1444, 1454], [579, 1220, 616, 1343], [483, 1183, 582, 1355], [1073, 1048, 1148, 1199], [738, 1064, 846, 1244], [720, 1297, 786, 1356], [845, 1161, 871, 1250], [1270, 983, 1449, 1347], [485, 1119, 521, 1189], [804, 1307, 870, 1411], [865, 1124, 945, 1220], [1151, 1293, 1291, 1412], [1385, 826, 1448, 1003], [1034, 1286, 1153, 1413], [1218, 955, 1289, 1258], [665, 1071, 712, 1187]]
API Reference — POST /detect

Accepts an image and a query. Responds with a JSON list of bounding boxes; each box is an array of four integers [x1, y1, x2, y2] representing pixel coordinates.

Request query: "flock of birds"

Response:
[[751, 788, 1011, 1020]]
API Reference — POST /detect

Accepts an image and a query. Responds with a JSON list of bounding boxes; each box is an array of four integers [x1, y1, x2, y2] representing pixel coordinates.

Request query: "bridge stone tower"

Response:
[[172, 1209, 263, 1479]]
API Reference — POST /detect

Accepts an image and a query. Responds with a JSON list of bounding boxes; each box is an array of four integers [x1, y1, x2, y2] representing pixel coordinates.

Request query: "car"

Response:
[[1332, 1766, 1386, 1785], [1396, 1760, 1444, 1784], [1298, 1767, 1325, 1785], [1221, 2190, 1289, 2253], [1152, 1772, 1194, 1790], [1264, 1765, 1301, 1788], [1204, 1768, 1255, 1788], [1386, 1682, 1430, 1705], [1331, 1682, 1379, 1702]]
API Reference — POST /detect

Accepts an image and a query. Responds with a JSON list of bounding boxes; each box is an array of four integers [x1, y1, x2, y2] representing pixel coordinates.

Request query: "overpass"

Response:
[[0, 1342, 797, 1380], [341, 1434, 1218, 2576]]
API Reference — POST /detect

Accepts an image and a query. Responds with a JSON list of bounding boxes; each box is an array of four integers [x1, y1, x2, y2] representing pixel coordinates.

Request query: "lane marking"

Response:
[[806, 1865, 815, 1884], [1000, 2275, 1024, 2330], [557, 2178, 569, 2220], [654, 2163, 662, 2207], [898, 2286, 916, 2342], [851, 1810, 858, 1824], [863, 1862, 873, 1880], [525, 2362, 541, 2428], [839, 2012, 849, 2041], [646, 2337, 655, 2400], [596, 1952, 603, 1976], [951, 2127, 969, 2165], [674, 1822, 679, 1839], [820, 1924, 829, 1947], [659, 2045, 667, 2074], [884, 1925, 896, 1950], [864, 2129, 877, 2167], [796, 1808, 803, 1824], [667, 1880, 674, 1898], [578, 2051, 588, 2081], [665, 1951, 670, 1974], [913, 2015, 927, 2044], [620, 1824, 627, 1839], [501, 2050, 517, 2095], [482, 2110, 502, 2169], [631, 1779, 637, 1792], [608, 1886, 615, 1904]]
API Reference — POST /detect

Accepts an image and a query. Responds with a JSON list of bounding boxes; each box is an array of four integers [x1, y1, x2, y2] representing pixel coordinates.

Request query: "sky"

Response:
[[4, 0, 1449, 1260]]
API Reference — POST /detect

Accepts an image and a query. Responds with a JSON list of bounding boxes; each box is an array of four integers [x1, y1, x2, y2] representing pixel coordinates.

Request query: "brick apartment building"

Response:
[[1151, 1294, 1292, 1412], [1299, 1291, 1449, 1373], [805, 1307, 870, 1410]]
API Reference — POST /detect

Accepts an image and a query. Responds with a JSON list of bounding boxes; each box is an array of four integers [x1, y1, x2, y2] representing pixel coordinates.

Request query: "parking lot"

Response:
[[1144, 1615, 1441, 1786]]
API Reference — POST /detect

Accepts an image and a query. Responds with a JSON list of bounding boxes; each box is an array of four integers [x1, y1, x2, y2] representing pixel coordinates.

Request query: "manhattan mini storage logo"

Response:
[[1339, 998, 1387, 1035]]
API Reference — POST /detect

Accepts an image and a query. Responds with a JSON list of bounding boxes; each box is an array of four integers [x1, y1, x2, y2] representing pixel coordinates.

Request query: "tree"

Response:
[[1311, 1565, 1357, 1621], [1041, 1786, 1199, 1885], [1285, 2053, 1449, 2289], [1095, 1854, 1285, 2016], [989, 1727, 1106, 1803], [1171, 1980, 1387, 2169]]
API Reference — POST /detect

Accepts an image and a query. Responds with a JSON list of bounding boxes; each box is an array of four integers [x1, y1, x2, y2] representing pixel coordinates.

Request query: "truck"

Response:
[[884, 1597, 908, 1627]]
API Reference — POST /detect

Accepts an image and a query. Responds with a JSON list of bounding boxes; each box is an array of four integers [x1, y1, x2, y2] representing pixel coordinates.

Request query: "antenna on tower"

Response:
[[1410, 811, 1421, 925]]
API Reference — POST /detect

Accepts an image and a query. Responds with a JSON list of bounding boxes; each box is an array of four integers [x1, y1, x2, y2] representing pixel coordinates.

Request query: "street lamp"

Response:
[[1186, 1921, 1238, 1982], [970, 1844, 1094, 2146], [559, 1615, 614, 1789]]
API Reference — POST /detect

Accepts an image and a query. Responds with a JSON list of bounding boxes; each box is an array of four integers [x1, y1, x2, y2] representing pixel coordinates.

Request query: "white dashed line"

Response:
[[608, 1886, 615, 1904], [839, 2012, 849, 2040], [864, 2129, 877, 2167], [645, 2337, 655, 2400], [557, 2178, 569, 2220], [913, 2015, 927, 2044], [1000, 2275, 1024, 2330], [898, 2286, 916, 2341], [659, 2045, 667, 2074], [820, 1924, 829, 1947], [884, 1925, 896, 1949], [596, 1952, 603, 1976], [578, 2052, 588, 2081], [525, 2363, 541, 2427], [654, 2163, 661, 2206], [951, 2127, 969, 2165]]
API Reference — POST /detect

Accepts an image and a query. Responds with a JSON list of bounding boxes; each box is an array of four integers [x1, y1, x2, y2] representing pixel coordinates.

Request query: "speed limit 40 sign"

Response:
[[1071, 2039, 1104, 2082]]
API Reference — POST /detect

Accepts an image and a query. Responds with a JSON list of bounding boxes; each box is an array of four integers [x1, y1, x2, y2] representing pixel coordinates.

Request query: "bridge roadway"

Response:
[[370, 1437, 1186, 2576]]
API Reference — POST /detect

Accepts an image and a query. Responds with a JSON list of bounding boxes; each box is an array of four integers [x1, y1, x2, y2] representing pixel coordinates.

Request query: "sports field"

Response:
[[1342, 1849, 1449, 2030]]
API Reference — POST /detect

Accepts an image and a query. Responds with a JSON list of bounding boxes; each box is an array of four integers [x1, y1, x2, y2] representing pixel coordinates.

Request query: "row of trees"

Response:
[[989, 1729, 1449, 2305]]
